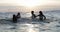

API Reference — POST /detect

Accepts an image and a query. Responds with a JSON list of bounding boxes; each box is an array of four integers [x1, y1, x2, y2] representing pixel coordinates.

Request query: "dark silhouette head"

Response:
[[39, 11, 43, 15], [17, 12, 20, 15], [13, 14, 16, 17], [17, 12, 21, 18], [31, 11, 34, 14]]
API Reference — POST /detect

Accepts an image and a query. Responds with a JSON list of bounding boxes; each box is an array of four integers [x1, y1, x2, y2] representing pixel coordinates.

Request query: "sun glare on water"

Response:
[[25, 24, 37, 32], [16, 0, 45, 7]]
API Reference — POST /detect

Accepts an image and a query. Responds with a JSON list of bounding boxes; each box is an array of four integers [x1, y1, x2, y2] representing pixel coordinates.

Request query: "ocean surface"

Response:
[[0, 10, 60, 32]]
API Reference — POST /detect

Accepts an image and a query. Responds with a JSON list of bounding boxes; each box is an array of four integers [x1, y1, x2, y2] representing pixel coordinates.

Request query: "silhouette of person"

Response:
[[31, 11, 36, 19], [38, 11, 46, 20], [12, 14, 17, 23], [16, 12, 21, 19]]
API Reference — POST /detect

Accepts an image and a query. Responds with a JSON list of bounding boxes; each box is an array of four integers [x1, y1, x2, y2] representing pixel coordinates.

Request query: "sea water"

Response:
[[0, 11, 60, 32]]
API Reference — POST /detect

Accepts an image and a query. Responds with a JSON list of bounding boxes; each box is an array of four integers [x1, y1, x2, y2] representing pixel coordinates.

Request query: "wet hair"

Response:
[[17, 12, 20, 15], [31, 11, 34, 14], [13, 14, 16, 17], [39, 11, 43, 15]]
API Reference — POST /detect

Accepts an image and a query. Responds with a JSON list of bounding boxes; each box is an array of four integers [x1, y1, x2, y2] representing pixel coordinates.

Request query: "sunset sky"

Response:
[[0, 0, 60, 12]]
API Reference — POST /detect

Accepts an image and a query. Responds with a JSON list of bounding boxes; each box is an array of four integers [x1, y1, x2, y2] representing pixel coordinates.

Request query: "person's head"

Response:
[[31, 11, 34, 14], [39, 11, 43, 15], [13, 14, 16, 17], [17, 12, 20, 15]]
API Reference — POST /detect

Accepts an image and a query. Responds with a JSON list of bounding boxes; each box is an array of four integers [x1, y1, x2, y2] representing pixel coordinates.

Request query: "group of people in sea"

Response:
[[12, 11, 46, 23], [31, 11, 46, 20], [12, 12, 21, 23]]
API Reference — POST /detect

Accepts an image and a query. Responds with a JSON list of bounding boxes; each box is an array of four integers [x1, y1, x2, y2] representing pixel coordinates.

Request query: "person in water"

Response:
[[12, 14, 17, 23], [31, 11, 36, 19], [38, 11, 46, 20], [16, 12, 21, 19]]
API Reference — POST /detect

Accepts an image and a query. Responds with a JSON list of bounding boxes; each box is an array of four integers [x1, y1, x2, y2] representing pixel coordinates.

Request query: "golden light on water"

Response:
[[29, 28, 36, 32], [27, 24, 36, 32]]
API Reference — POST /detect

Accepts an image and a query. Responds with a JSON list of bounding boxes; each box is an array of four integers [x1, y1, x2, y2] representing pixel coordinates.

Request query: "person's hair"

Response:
[[39, 11, 43, 15], [31, 11, 34, 14], [13, 14, 15, 16], [17, 12, 20, 15]]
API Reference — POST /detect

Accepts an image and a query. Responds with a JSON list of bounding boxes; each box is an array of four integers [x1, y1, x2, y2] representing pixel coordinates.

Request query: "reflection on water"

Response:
[[16, 24, 40, 32], [0, 24, 40, 32], [0, 22, 60, 32], [25, 24, 39, 32], [0, 18, 60, 32]]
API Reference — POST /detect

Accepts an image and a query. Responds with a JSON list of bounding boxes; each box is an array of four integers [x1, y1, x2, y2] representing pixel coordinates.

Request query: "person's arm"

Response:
[[36, 15, 39, 17], [43, 15, 46, 20], [37, 14, 40, 16]]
